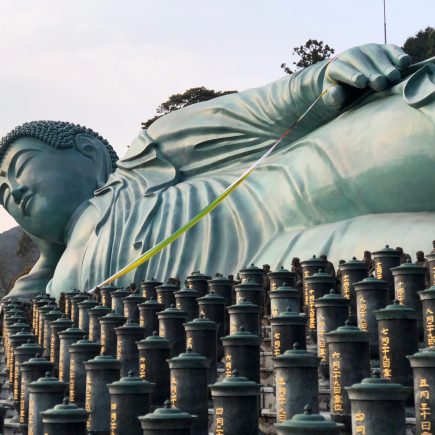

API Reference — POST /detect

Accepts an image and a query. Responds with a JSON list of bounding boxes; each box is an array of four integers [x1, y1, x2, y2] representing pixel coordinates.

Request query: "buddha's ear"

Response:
[[74, 133, 112, 188], [74, 133, 102, 162], [403, 63, 435, 108]]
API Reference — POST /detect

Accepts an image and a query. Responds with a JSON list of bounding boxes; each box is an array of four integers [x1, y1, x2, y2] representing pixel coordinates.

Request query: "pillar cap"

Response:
[[8, 321, 30, 332], [408, 346, 435, 367], [372, 245, 401, 257], [196, 292, 226, 305], [28, 372, 66, 393], [184, 315, 217, 331], [338, 257, 367, 271], [51, 315, 74, 328], [210, 369, 260, 396], [141, 277, 163, 286], [21, 355, 54, 371], [304, 271, 335, 284], [275, 404, 344, 430], [325, 320, 370, 343], [99, 312, 126, 324], [107, 370, 154, 394], [58, 327, 86, 338], [207, 274, 233, 285], [270, 308, 306, 324], [273, 343, 320, 367], [186, 270, 212, 280], [315, 290, 349, 307], [374, 300, 418, 320], [354, 276, 389, 290], [69, 339, 101, 352], [234, 280, 262, 291], [300, 256, 327, 268], [269, 285, 299, 296], [101, 284, 118, 292], [88, 305, 112, 315], [221, 327, 261, 345], [391, 261, 427, 275], [139, 400, 194, 425], [44, 309, 64, 319], [71, 293, 89, 302], [418, 286, 435, 301], [85, 354, 121, 370], [156, 282, 180, 292], [227, 300, 259, 313], [174, 288, 200, 298], [41, 397, 88, 423], [136, 331, 171, 349], [124, 294, 146, 303], [10, 330, 35, 341], [238, 263, 263, 275], [156, 305, 188, 319], [268, 265, 295, 276], [114, 320, 145, 335], [138, 298, 164, 309], [15, 341, 43, 355], [77, 299, 99, 309], [167, 348, 209, 368], [65, 288, 81, 297], [111, 288, 130, 298], [346, 369, 409, 400]]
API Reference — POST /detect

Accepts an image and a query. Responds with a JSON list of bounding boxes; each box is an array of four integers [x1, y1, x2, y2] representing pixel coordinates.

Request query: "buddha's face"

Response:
[[0, 137, 101, 244]]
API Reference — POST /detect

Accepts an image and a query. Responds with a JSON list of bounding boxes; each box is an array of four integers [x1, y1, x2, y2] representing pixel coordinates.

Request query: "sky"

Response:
[[0, 0, 434, 233]]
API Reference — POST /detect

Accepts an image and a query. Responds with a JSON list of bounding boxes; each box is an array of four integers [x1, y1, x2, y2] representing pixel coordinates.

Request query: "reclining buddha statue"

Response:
[[0, 43, 434, 300]]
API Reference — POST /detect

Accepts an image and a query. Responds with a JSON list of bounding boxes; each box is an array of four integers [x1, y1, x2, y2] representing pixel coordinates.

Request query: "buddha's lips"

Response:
[[20, 193, 32, 216]]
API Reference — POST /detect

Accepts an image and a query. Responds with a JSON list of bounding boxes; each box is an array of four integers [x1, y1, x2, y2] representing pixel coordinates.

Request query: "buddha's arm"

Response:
[[8, 235, 65, 299], [146, 44, 410, 176]]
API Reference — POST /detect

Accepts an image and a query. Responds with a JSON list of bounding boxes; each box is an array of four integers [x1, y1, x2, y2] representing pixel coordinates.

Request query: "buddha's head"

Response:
[[0, 121, 118, 244]]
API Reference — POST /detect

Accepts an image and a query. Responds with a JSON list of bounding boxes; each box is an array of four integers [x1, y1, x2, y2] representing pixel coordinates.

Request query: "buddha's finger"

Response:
[[360, 44, 401, 84], [326, 59, 368, 89], [384, 44, 411, 69], [341, 47, 390, 91], [322, 84, 347, 108]]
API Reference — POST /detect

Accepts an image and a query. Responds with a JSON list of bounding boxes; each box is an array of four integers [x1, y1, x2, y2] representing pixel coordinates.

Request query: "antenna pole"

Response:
[[383, 0, 387, 44]]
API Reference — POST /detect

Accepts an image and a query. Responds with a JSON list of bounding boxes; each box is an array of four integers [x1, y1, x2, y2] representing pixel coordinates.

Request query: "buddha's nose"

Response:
[[11, 185, 28, 203]]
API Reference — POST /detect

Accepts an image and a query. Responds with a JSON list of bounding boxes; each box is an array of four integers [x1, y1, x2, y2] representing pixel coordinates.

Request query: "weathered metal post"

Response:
[[139, 400, 194, 435], [108, 371, 154, 435], [354, 276, 389, 358], [272, 343, 320, 423], [375, 300, 418, 388], [325, 320, 370, 430], [41, 398, 88, 435], [315, 291, 349, 377], [27, 373, 66, 435], [222, 326, 261, 383], [346, 369, 408, 435], [136, 331, 171, 408], [115, 320, 145, 377], [84, 354, 121, 434], [168, 349, 209, 435], [210, 368, 261, 435]]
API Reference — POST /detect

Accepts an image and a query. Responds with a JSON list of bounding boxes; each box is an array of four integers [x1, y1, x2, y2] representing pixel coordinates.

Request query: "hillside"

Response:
[[0, 227, 39, 298]]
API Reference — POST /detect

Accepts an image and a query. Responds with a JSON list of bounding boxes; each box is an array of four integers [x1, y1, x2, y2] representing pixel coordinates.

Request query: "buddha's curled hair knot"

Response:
[[0, 120, 119, 171]]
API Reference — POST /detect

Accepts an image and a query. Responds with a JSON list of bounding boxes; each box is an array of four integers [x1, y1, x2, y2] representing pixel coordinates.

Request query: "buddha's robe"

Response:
[[48, 61, 435, 294]]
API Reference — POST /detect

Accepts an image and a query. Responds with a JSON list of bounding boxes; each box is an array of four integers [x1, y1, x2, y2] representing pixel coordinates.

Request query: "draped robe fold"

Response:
[[48, 61, 435, 293]]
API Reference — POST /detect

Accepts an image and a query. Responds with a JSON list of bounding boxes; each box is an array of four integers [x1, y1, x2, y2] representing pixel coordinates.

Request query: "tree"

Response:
[[142, 87, 237, 128], [403, 27, 435, 63], [281, 39, 335, 75]]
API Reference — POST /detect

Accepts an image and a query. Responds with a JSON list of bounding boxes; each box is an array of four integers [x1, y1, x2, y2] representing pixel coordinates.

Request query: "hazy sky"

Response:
[[0, 0, 434, 233]]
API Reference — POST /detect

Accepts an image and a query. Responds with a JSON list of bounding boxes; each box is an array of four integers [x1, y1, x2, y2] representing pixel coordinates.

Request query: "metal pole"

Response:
[[383, 0, 387, 44]]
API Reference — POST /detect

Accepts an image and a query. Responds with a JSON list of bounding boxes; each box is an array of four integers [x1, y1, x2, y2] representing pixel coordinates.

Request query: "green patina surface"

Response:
[[0, 44, 434, 299]]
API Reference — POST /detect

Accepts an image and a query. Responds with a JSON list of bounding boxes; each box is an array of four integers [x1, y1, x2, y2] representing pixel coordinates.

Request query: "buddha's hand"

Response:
[[323, 43, 411, 108]]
